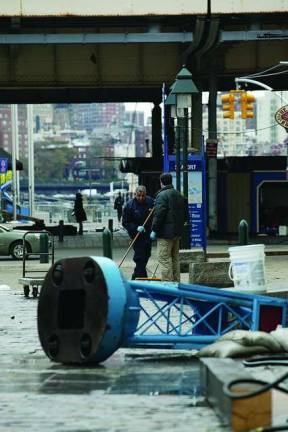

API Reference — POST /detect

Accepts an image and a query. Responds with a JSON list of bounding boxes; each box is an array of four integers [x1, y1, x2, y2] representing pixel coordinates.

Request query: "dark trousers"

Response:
[[117, 208, 122, 222], [132, 241, 152, 279], [78, 221, 83, 235]]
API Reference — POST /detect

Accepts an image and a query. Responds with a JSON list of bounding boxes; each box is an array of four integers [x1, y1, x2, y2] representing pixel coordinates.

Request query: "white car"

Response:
[[0, 224, 43, 260]]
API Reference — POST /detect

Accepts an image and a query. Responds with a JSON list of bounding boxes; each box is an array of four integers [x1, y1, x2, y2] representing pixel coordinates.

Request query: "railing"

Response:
[[21, 202, 119, 228]]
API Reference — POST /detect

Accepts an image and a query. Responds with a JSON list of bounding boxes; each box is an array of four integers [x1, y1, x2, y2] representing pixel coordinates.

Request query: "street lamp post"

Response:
[[165, 92, 181, 191], [166, 66, 199, 248]]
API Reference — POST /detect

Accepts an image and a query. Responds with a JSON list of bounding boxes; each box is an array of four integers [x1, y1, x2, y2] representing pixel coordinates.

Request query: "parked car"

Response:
[[0, 224, 42, 260]]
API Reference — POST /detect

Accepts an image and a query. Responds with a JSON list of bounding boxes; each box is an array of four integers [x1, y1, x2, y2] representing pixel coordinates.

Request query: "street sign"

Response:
[[206, 139, 218, 158], [275, 105, 288, 130], [0, 158, 8, 174], [169, 151, 207, 249]]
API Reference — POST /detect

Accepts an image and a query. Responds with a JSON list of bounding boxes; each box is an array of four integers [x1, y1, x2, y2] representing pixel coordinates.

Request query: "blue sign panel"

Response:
[[188, 169, 205, 248], [170, 154, 206, 249], [0, 158, 8, 174], [169, 158, 203, 172]]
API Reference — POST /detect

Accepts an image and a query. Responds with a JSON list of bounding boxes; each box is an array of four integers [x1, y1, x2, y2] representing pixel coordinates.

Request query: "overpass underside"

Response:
[[0, 11, 288, 103]]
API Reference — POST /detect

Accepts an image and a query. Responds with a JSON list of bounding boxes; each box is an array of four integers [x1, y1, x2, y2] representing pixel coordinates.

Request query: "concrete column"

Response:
[[208, 73, 218, 232], [151, 103, 162, 162]]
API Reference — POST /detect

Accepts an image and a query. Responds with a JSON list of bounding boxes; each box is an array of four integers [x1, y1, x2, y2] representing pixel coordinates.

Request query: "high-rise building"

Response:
[[0, 104, 28, 158], [33, 104, 53, 131], [0, 105, 12, 152], [256, 91, 288, 155], [67, 103, 125, 131], [203, 94, 248, 157], [125, 110, 144, 127]]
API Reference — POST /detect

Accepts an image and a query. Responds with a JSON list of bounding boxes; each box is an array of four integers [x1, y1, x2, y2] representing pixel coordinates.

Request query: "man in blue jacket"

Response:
[[122, 185, 154, 279], [150, 173, 188, 282]]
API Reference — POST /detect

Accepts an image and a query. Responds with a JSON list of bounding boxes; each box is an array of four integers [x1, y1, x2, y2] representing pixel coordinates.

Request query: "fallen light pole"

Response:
[[38, 257, 287, 364]]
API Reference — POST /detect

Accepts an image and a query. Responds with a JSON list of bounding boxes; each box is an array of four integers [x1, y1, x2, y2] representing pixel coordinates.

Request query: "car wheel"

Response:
[[10, 241, 31, 260]]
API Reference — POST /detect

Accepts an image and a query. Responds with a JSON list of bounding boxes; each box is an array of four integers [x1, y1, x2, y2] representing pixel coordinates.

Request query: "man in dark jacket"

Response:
[[122, 185, 154, 280], [150, 172, 188, 282], [114, 192, 124, 223]]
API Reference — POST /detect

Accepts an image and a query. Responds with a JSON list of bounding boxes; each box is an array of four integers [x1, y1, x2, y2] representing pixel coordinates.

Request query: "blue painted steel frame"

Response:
[[124, 280, 287, 350]]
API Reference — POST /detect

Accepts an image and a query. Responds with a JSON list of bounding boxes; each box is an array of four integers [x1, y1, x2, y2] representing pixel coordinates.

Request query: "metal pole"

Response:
[[175, 124, 181, 192], [27, 104, 35, 217], [11, 104, 18, 220], [88, 149, 92, 204], [180, 108, 190, 249], [15, 114, 20, 206], [235, 77, 288, 104], [208, 72, 218, 232], [183, 108, 188, 199]]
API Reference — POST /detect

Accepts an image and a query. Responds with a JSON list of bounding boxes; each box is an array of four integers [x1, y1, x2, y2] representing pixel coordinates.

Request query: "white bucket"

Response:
[[228, 244, 266, 294]]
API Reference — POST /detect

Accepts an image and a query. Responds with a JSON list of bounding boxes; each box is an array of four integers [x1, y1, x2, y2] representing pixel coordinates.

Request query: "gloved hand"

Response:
[[150, 231, 157, 241], [137, 225, 145, 233]]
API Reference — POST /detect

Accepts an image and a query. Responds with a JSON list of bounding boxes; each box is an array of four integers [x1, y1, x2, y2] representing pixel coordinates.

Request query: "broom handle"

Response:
[[118, 207, 154, 268]]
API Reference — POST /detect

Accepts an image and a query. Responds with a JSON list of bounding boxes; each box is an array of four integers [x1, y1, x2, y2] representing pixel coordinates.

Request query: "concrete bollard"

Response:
[[238, 219, 249, 245], [108, 219, 113, 239], [102, 228, 113, 259], [39, 232, 49, 264], [58, 220, 64, 242]]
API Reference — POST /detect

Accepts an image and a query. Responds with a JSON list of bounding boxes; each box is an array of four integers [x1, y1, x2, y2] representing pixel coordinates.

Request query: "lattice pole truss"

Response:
[[38, 257, 287, 364]]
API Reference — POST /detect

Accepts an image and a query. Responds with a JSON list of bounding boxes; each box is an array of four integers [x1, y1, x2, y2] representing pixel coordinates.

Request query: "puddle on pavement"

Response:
[[0, 351, 204, 404]]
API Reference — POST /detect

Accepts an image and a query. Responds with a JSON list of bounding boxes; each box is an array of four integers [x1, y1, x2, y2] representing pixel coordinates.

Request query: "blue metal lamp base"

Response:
[[38, 257, 287, 364]]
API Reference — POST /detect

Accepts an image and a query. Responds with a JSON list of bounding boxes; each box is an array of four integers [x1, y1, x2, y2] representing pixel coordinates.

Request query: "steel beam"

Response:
[[0, 32, 193, 44], [220, 29, 288, 42]]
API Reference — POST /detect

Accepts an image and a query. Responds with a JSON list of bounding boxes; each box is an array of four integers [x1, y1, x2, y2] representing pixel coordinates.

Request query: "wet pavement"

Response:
[[1, 242, 288, 431], [0, 246, 231, 432]]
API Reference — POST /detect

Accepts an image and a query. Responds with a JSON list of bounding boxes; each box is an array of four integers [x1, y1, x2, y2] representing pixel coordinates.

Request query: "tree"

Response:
[[34, 146, 76, 183]]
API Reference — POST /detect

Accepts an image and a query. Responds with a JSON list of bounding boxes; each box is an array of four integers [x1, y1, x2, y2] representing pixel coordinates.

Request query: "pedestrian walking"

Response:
[[73, 192, 87, 235], [122, 185, 154, 279], [114, 192, 124, 223], [150, 172, 188, 282]]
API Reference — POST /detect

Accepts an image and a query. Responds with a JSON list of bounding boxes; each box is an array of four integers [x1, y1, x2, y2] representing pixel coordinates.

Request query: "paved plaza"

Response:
[[1, 238, 288, 431]]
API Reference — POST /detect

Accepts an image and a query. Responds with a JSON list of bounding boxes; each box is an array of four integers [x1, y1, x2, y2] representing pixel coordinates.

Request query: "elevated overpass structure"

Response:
[[1, 0, 288, 235], [0, 0, 287, 102]]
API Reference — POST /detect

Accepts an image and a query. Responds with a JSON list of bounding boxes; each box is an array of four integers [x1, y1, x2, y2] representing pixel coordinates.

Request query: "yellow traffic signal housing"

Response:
[[221, 93, 235, 119], [241, 92, 255, 119]]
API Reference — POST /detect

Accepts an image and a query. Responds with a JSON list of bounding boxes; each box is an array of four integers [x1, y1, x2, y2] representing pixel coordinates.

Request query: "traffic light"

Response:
[[221, 93, 235, 119], [240, 92, 255, 119]]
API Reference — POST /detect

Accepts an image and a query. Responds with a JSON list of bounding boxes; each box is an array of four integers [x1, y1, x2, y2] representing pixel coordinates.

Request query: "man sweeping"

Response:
[[122, 185, 154, 279]]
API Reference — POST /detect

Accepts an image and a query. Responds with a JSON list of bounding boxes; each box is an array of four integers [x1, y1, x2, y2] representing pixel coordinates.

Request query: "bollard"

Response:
[[39, 232, 49, 264], [58, 220, 64, 242], [108, 218, 113, 238], [102, 228, 113, 259], [180, 222, 191, 249], [238, 219, 249, 245]]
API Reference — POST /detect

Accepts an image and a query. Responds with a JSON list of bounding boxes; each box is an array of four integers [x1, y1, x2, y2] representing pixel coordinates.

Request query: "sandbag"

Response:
[[270, 325, 288, 352], [197, 340, 269, 358], [219, 329, 282, 352]]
